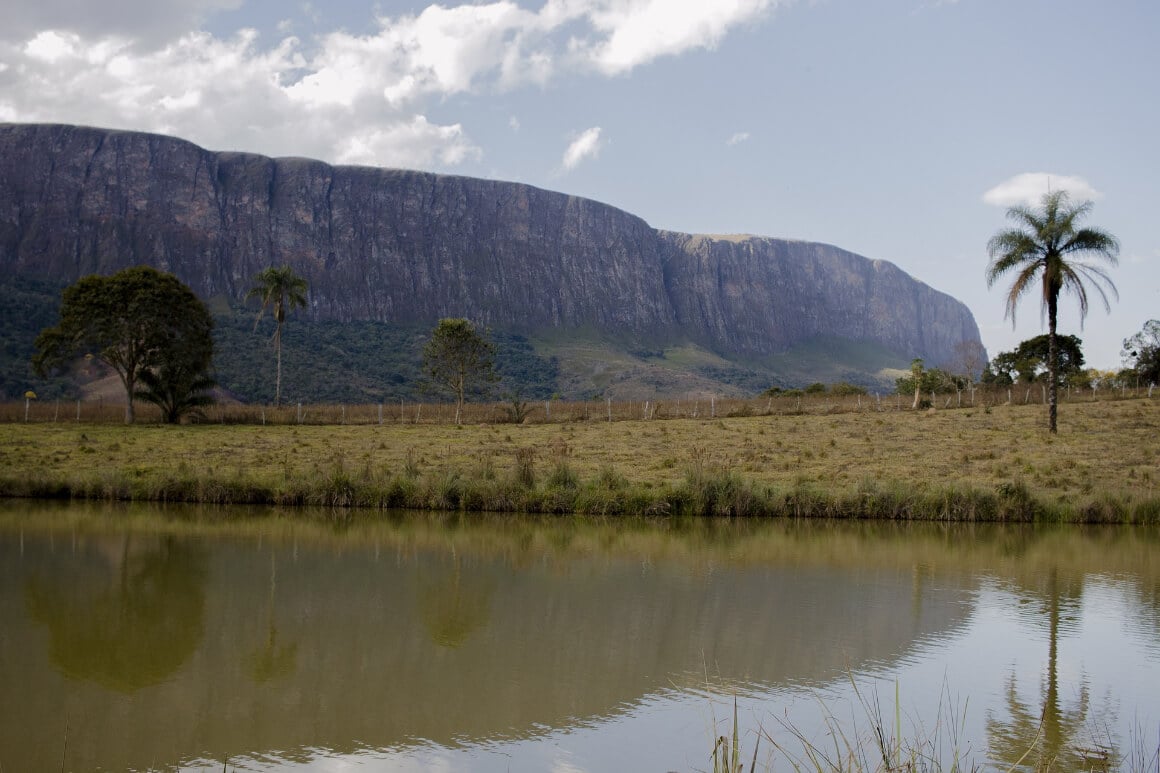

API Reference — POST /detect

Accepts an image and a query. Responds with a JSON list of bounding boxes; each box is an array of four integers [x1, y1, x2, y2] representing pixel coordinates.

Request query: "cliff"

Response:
[[0, 122, 982, 383]]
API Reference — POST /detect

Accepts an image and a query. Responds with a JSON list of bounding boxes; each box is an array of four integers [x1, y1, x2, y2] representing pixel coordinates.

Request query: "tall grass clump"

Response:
[[513, 447, 536, 489]]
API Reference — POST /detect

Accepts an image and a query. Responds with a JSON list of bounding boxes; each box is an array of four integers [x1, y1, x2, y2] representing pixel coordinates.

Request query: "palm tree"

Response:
[[986, 190, 1118, 433], [247, 266, 309, 406], [135, 358, 216, 424]]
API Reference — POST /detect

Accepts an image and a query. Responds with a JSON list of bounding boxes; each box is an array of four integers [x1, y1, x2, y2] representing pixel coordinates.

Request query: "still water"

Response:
[[1, 503, 1157, 772]]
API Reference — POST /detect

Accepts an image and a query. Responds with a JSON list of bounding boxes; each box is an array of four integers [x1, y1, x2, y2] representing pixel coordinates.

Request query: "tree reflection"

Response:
[[986, 568, 1114, 771], [24, 535, 207, 693], [419, 548, 493, 649], [246, 552, 298, 683]]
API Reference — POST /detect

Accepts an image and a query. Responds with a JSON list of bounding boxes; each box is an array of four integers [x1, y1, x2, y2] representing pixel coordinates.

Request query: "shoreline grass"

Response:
[[1, 396, 1157, 523]]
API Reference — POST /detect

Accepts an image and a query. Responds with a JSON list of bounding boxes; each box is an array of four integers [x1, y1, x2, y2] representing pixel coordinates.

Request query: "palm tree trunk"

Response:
[[274, 323, 283, 407], [1048, 295, 1059, 433], [1044, 568, 1062, 760]]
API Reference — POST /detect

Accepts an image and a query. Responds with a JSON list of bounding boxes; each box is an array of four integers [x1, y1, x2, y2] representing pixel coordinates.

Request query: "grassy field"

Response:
[[1, 395, 1157, 521]]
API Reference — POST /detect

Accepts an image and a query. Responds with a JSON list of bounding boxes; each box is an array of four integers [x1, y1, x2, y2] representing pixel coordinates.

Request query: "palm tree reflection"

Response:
[[986, 568, 1114, 771], [419, 547, 493, 649], [246, 551, 298, 683]]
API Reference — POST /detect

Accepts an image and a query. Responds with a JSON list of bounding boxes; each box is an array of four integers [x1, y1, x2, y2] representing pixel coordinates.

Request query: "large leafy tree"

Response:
[[986, 190, 1119, 433], [988, 334, 1085, 386], [33, 266, 214, 424], [1121, 319, 1160, 385], [247, 266, 309, 406], [422, 318, 496, 425]]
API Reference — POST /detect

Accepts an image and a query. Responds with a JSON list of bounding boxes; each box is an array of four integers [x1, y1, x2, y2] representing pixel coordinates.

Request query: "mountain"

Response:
[[0, 123, 983, 401]]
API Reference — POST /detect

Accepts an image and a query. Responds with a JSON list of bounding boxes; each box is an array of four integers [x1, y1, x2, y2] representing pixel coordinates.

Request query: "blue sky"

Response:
[[1, 0, 1156, 369]]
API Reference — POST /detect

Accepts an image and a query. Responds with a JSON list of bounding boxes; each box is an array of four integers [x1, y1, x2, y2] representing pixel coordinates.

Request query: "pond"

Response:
[[1, 503, 1157, 772]]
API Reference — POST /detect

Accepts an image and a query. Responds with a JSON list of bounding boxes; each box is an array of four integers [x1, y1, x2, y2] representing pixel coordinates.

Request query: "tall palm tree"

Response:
[[247, 266, 309, 406], [986, 190, 1118, 433]]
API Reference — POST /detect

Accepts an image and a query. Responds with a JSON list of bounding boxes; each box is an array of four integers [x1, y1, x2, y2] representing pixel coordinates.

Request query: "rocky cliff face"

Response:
[[660, 233, 980, 365], [0, 123, 981, 367]]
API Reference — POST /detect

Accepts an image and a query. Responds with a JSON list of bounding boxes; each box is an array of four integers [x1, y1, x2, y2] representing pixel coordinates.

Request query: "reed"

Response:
[[712, 675, 1159, 772]]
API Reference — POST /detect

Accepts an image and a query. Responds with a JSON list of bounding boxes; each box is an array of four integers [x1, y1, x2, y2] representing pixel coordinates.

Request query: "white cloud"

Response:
[[509, 115, 521, 131], [561, 126, 603, 170], [23, 30, 79, 63], [982, 172, 1103, 208], [727, 131, 750, 145], [335, 117, 481, 167], [576, 0, 780, 75], [0, 0, 786, 170]]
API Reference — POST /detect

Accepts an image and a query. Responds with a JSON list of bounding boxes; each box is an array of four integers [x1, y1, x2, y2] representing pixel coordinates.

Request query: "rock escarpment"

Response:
[[0, 123, 981, 367]]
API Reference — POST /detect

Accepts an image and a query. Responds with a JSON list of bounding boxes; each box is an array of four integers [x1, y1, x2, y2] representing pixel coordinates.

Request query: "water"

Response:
[[0, 503, 1156, 772]]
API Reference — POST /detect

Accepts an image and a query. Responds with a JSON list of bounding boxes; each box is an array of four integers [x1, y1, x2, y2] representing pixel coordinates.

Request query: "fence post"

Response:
[[297, 402, 302, 424], [711, 396, 716, 418], [76, 400, 81, 421], [607, 397, 612, 423], [379, 403, 383, 425]]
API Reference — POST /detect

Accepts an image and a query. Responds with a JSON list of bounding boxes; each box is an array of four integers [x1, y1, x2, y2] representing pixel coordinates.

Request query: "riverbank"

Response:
[[1, 398, 1157, 522]]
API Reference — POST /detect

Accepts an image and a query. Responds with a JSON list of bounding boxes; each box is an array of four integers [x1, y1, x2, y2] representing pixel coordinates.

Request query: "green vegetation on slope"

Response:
[[4, 285, 561, 404], [0, 277, 74, 401]]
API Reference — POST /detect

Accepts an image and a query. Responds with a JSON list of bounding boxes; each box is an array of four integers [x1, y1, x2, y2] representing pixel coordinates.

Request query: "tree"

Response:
[[992, 335, 1085, 386], [1122, 319, 1160, 385], [135, 351, 216, 424], [910, 358, 924, 409], [33, 267, 214, 424], [422, 318, 497, 425], [953, 339, 988, 384], [247, 266, 309, 406], [896, 366, 963, 401], [986, 190, 1119, 433]]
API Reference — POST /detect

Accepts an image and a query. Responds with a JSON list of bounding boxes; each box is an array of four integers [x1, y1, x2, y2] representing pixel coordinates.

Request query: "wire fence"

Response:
[[3, 383, 1155, 425]]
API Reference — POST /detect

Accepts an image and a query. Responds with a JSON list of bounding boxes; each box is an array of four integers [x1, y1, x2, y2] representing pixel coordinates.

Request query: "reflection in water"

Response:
[[24, 534, 207, 693], [0, 507, 1157, 772], [419, 548, 494, 648], [985, 568, 1109, 770], [247, 553, 298, 683]]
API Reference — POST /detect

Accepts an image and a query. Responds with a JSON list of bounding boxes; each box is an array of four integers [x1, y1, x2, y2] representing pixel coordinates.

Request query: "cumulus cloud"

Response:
[[0, 0, 787, 169], [575, 0, 779, 75], [561, 127, 604, 170], [727, 131, 750, 145], [982, 173, 1103, 208], [335, 117, 481, 167]]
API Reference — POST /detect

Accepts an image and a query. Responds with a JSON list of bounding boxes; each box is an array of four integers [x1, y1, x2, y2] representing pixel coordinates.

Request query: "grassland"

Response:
[[1, 394, 1157, 522]]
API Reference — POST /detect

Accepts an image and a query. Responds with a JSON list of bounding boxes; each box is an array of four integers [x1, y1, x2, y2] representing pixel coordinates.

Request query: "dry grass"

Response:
[[1, 395, 1157, 520]]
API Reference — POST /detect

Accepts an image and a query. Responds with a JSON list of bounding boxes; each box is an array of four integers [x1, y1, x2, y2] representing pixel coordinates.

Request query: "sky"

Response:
[[1, 0, 1156, 369]]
